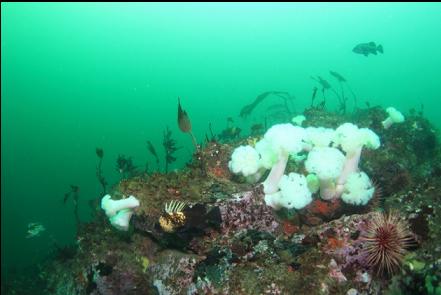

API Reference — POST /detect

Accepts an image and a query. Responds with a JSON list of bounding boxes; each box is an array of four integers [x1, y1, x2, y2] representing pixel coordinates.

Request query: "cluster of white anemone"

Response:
[[228, 119, 384, 211]]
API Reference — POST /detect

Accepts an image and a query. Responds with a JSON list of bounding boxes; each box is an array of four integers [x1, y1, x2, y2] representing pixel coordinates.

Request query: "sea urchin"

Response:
[[362, 211, 414, 275]]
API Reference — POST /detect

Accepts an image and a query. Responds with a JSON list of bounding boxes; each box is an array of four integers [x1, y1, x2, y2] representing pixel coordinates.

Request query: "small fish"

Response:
[[26, 222, 46, 238], [158, 201, 221, 234], [158, 200, 188, 233], [353, 42, 383, 56]]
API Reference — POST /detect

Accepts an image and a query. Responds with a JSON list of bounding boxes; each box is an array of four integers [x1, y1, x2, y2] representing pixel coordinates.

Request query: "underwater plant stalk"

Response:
[[311, 87, 318, 107], [177, 97, 206, 175], [73, 195, 80, 229], [208, 123, 216, 141], [346, 83, 358, 110], [178, 97, 199, 152], [64, 185, 81, 232], [147, 141, 160, 172], [189, 131, 198, 151], [163, 127, 180, 174], [321, 90, 327, 108], [96, 148, 107, 195]]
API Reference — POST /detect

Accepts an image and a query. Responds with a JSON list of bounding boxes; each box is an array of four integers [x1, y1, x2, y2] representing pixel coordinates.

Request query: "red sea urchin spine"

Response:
[[362, 211, 414, 276]]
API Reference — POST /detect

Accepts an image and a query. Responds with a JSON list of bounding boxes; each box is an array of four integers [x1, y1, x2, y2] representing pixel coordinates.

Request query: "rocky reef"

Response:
[[6, 106, 441, 295]]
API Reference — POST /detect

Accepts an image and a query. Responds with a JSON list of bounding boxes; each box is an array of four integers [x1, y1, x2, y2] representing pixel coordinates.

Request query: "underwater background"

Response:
[[2, 2, 441, 292]]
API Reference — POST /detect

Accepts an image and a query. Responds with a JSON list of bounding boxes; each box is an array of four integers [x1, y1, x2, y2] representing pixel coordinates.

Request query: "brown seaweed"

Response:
[[178, 97, 192, 133], [163, 126, 181, 173], [177, 97, 198, 150], [239, 91, 295, 118], [63, 185, 81, 231], [329, 70, 358, 110], [116, 155, 138, 178], [95, 147, 107, 196], [147, 140, 160, 171]]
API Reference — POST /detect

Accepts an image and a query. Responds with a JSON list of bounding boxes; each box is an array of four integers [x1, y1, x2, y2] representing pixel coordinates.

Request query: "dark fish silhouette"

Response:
[[353, 42, 383, 56]]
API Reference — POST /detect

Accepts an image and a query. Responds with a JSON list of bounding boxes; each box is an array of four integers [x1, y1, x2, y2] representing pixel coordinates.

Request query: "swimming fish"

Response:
[[353, 42, 384, 56], [26, 222, 46, 238]]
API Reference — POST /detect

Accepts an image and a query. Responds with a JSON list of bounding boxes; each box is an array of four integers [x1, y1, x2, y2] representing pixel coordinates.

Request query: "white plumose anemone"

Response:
[[109, 209, 135, 231], [341, 172, 375, 205], [278, 173, 312, 209], [262, 124, 307, 194], [228, 145, 261, 177], [332, 123, 380, 196], [101, 195, 140, 231], [292, 115, 306, 126], [255, 138, 278, 170], [305, 147, 345, 200], [101, 195, 140, 218], [264, 173, 312, 210], [305, 127, 335, 148], [382, 107, 405, 129]]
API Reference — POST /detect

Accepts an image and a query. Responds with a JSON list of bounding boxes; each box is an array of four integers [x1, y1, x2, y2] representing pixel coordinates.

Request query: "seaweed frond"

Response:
[[95, 147, 107, 195], [147, 140, 160, 171], [163, 127, 181, 173], [116, 154, 138, 178]]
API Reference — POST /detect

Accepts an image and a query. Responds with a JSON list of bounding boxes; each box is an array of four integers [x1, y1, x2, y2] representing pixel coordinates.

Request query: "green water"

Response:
[[1, 2, 440, 281]]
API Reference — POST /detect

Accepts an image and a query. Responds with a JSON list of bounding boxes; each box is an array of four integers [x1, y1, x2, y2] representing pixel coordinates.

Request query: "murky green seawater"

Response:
[[2, 1, 440, 286]]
